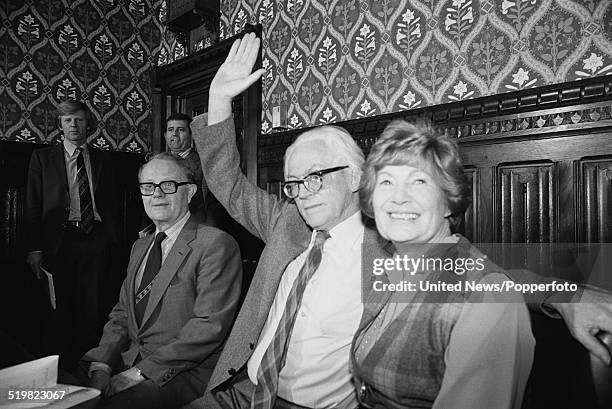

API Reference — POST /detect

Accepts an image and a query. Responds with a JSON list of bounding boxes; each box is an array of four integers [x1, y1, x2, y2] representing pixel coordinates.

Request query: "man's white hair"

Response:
[[284, 126, 364, 175]]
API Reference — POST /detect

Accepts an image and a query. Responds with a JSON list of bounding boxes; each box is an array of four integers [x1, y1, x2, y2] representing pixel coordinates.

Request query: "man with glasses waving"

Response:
[[82, 152, 242, 409], [187, 32, 371, 409]]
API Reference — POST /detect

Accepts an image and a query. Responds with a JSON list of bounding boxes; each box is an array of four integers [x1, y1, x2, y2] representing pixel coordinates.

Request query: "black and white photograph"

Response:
[[1, 1, 611, 408]]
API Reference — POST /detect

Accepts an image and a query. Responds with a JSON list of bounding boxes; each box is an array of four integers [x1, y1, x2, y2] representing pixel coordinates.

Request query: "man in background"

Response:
[[25, 100, 121, 371], [82, 153, 242, 409], [165, 113, 208, 222]]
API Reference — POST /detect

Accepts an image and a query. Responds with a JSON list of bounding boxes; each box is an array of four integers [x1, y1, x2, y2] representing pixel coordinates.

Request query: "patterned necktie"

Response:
[[135, 232, 167, 326], [252, 230, 331, 409], [75, 148, 94, 234]]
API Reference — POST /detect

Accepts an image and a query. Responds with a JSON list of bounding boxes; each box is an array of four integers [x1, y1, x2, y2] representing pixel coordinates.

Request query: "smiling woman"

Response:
[[360, 120, 470, 234], [353, 120, 535, 409], [371, 164, 452, 244]]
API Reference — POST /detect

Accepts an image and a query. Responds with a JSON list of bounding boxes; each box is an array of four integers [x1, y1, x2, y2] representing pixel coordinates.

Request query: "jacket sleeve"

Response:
[[433, 273, 535, 409], [25, 149, 43, 252], [505, 268, 578, 317], [136, 230, 243, 386], [192, 115, 285, 243]]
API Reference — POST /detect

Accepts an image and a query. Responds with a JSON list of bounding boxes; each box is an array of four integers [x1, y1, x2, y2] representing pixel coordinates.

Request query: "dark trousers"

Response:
[[209, 366, 254, 409], [42, 223, 119, 371]]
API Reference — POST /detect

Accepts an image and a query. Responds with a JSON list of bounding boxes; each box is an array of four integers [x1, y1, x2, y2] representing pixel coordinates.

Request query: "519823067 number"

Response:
[[4, 388, 67, 401]]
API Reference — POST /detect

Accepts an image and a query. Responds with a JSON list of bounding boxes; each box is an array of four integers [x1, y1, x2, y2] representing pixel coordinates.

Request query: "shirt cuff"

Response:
[[540, 284, 586, 319], [539, 300, 563, 319], [134, 366, 147, 380], [89, 362, 112, 377]]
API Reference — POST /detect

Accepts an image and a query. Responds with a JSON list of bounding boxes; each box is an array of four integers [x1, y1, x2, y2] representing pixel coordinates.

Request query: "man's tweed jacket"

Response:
[[190, 117, 391, 408]]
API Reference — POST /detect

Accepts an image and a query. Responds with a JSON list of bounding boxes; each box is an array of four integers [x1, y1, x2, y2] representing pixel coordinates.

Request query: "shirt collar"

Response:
[[329, 210, 362, 237], [156, 211, 191, 240], [318, 210, 364, 250], [63, 139, 87, 156]]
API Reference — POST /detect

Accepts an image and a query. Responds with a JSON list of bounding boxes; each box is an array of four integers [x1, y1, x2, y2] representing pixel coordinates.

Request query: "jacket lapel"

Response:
[[256, 207, 311, 323], [51, 144, 69, 197], [139, 216, 196, 328], [357, 226, 394, 333], [127, 235, 154, 331], [87, 147, 102, 194]]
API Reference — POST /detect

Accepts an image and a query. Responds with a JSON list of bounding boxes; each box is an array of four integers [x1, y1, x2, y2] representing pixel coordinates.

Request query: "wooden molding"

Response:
[[259, 75, 612, 168]]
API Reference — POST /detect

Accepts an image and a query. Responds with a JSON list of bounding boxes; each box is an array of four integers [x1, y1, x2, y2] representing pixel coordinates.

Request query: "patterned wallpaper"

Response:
[[4, 1, 611, 149], [214, 0, 612, 134], [0, 0, 164, 152]]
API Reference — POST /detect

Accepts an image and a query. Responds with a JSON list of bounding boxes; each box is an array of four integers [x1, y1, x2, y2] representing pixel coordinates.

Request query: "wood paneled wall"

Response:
[[259, 75, 612, 246]]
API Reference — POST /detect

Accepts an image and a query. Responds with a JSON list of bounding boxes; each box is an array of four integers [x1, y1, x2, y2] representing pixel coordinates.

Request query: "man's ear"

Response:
[[349, 167, 362, 192], [187, 183, 197, 203]]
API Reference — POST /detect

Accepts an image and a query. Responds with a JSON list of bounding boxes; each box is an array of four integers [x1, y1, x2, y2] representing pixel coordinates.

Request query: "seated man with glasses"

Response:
[[188, 32, 372, 408], [81, 152, 242, 409]]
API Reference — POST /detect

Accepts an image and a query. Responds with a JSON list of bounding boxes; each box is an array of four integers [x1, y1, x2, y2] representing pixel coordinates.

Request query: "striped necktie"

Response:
[[75, 147, 94, 234], [135, 232, 167, 326], [251, 230, 330, 409]]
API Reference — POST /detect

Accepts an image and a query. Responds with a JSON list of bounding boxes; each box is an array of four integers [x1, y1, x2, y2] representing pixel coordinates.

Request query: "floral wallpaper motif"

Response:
[[0, 0, 164, 152], [214, 0, 612, 133], [155, 1, 188, 66]]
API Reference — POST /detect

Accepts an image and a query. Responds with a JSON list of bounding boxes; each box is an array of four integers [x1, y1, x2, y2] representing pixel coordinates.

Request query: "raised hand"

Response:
[[208, 32, 266, 125]]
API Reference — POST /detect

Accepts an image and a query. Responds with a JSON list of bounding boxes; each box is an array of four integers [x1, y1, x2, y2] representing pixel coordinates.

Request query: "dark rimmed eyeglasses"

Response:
[[282, 166, 349, 199], [139, 180, 194, 196]]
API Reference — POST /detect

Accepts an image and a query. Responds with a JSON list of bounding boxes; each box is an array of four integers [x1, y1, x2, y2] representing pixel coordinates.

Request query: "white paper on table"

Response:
[[40, 267, 56, 310], [0, 355, 57, 390], [0, 355, 100, 408]]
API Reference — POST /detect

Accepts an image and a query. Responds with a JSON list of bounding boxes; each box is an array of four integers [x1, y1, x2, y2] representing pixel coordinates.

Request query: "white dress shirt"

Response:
[[247, 211, 365, 408]]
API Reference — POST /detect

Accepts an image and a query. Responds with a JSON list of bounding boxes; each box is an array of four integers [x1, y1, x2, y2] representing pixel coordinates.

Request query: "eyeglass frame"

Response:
[[282, 165, 349, 199], [139, 180, 194, 196]]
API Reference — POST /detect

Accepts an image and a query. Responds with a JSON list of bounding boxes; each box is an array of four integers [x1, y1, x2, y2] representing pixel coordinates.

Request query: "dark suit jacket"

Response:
[[181, 149, 207, 219], [83, 215, 242, 397], [25, 143, 120, 255]]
